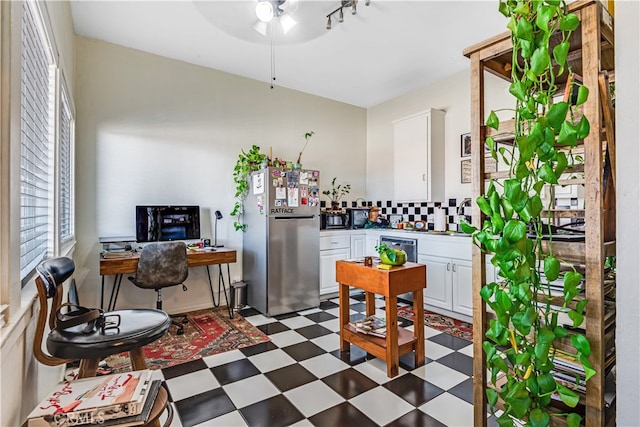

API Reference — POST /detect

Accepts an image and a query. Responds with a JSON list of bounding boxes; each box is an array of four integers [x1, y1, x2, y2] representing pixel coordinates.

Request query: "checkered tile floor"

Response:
[[154, 292, 497, 427]]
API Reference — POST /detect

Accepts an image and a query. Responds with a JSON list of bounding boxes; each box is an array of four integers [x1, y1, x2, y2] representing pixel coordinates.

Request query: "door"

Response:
[[350, 234, 366, 259], [419, 254, 452, 310], [267, 216, 319, 315], [393, 112, 428, 201], [320, 248, 351, 295], [451, 258, 473, 317]]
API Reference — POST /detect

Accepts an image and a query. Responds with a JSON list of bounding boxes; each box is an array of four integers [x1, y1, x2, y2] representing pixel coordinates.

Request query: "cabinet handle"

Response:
[[452, 263, 457, 272], [331, 241, 338, 245], [447, 263, 451, 271], [422, 173, 426, 181]]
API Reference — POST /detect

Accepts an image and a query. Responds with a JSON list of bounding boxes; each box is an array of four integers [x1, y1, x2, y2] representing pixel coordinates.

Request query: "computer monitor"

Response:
[[135, 205, 201, 243]]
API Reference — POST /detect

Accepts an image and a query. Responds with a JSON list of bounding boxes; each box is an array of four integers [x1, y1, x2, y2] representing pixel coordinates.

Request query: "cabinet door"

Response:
[[319, 248, 351, 295], [451, 258, 473, 317], [364, 235, 379, 257], [393, 112, 428, 201], [350, 234, 366, 259], [419, 254, 452, 310]]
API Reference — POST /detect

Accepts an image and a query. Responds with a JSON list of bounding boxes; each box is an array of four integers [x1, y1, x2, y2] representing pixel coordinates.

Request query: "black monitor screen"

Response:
[[136, 205, 201, 243]]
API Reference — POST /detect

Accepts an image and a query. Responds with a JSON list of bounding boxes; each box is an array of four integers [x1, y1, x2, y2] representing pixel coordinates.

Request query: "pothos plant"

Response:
[[230, 145, 267, 231], [460, 1, 594, 426]]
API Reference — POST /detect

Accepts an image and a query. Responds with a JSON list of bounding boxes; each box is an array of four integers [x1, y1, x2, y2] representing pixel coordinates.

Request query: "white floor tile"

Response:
[[289, 419, 315, 427], [424, 339, 454, 360], [349, 386, 414, 425], [419, 392, 474, 426], [458, 343, 474, 358], [268, 330, 307, 348], [317, 318, 341, 332], [244, 314, 277, 326], [298, 307, 322, 315], [353, 358, 406, 384], [279, 316, 315, 329], [248, 348, 296, 372], [223, 374, 280, 409], [202, 349, 246, 368], [284, 380, 345, 417], [411, 361, 468, 390], [374, 298, 386, 308], [324, 307, 340, 317], [165, 369, 219, 401], [299, 353, 349, 378], [424, 326, 443, 339], [310, 332, 341, 352], [197, 410, 247, 427]]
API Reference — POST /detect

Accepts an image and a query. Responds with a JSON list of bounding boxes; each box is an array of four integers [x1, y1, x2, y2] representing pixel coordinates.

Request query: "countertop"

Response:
[[320, 228, 471, 238]]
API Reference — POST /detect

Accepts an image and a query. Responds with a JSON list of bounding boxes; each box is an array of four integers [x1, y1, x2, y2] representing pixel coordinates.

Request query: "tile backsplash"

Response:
[[320, 198, 473, 231]]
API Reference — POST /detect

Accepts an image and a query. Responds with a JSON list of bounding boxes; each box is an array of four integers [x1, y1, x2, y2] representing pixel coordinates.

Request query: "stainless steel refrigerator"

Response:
[[243, 167, 320, 316]]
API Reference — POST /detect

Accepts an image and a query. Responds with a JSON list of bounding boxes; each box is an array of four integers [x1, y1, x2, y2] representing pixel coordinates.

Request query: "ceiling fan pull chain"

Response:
[[270, 26, 276, 89]]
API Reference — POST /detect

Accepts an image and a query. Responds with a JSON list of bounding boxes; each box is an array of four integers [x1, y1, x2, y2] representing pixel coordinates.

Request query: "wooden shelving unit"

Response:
[[463, 1, 615, 425]]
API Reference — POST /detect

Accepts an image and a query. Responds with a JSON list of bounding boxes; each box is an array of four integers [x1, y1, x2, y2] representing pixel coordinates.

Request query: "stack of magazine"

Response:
[[350, 315, 387, 338], [27, 370, 161, 427]]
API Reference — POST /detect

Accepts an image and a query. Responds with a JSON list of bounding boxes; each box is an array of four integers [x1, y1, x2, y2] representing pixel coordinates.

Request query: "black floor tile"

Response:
[[174, 388, 235, 427], [294, 324, 333, 340], [349, 302, 367, 312], [319, 300, 339, 310], [448, 377, 474, 404], [281, 340, 326, 362], [384, 409, 447, 427], [239, 340, 278, 357], [273, 312, 300, 320], [321, 368, 378, 399], [257, 322, 290, 335], [265, 364, 317, 392], [161, 381, 173, 402], [398, 352, 423, 371], [308, 401, 378, 427], [436, 351, 474, 376], [305, 311, 337, 323], [329, 345, 369, 366], [383, 374, 444, 406], [210, 358, 260, 386], [237, 307, 261, 317], [397, 317, 414, 328], [428, 332, 471, 350], [239, 394, 305, 427], [161, 358, 208, 380], [350, 293, 367, 301]]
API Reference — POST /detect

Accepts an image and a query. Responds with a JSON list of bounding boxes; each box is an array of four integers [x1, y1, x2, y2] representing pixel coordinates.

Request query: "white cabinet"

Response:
[[419, 255, 472, 317], [350, 234, 366, 258], [319, 232, 366, 295], [320, 247, 351, 295], [451, 259, 473, 317], [392, 109, 445, 202]]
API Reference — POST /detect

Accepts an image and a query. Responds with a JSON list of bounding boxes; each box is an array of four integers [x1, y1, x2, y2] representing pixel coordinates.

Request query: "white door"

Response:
[[451, 258, 473, 317], [364, 235, 379, 257], [350, 234, 366, 259], [319, 248, 351, 295], [419, 254, 452, 310]]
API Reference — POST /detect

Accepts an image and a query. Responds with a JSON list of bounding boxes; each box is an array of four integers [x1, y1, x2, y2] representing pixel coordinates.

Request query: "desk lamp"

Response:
[[214, 210, 224, 247]]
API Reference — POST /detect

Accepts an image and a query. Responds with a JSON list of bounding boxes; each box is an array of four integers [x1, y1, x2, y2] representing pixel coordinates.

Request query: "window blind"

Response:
[[59, 83, 74, 246], [20, 2, 54, 279]]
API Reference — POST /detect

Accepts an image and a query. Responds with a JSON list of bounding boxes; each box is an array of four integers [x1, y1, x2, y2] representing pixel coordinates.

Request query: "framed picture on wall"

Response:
[[461, 133, 472, 157], [461, 159, 472, 183]]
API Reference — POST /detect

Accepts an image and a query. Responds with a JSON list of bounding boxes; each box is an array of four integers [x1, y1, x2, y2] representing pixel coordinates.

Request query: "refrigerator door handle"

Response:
[[273, 216, 316, 220]]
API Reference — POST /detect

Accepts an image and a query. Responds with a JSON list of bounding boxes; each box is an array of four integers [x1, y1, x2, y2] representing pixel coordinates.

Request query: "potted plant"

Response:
[[295, 131, 314, 168], [461, 1, 593, 426], [322, 177, 351, 211], [375, 243, 406, 266], [230, 145, 267, 232]]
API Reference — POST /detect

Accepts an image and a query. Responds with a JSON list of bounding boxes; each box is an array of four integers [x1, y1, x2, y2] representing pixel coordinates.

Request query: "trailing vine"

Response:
[[461, 1, 594, 426], [230, 145, 267, 231]]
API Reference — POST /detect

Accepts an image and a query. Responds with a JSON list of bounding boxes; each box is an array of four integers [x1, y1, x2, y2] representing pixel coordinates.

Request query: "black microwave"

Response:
[[320, 212, 348, 230], [348, 208, 370, 229]]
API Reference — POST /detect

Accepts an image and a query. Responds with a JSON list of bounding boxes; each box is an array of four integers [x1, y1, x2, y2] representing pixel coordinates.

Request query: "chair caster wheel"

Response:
[[177, 329, 184, 335], [181, 317, 188, 324]]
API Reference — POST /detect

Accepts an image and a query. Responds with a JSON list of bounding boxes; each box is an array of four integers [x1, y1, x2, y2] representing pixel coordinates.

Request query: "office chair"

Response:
[[128, 242, 190, 335], [34, 257, 171, 379]]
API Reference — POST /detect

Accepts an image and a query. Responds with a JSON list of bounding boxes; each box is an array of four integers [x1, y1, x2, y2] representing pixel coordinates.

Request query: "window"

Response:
[[58, 80, 75, 248]]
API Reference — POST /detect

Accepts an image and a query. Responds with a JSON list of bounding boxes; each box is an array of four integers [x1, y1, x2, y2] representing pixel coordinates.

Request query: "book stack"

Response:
[[27, 370, 161, 427], [350, 315, 387, 338]]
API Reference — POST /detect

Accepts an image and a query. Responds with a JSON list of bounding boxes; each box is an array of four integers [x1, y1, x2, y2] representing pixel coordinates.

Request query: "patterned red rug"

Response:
[[397, 307, 473, 342], [105, 307, 270, 372]]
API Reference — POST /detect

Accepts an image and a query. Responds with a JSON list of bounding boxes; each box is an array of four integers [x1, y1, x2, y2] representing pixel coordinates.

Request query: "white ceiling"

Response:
[[69, 1, 508, 108]]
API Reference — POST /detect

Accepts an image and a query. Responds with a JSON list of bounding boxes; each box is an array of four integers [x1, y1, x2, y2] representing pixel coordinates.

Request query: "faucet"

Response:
[[457, 198, 472, 232]]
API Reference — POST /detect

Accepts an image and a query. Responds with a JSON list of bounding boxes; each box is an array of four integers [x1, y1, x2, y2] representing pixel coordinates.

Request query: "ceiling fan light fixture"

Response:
[[253, 19, 269, 35], [256, 1, 275, 22], [279, 12, 297, 34], [326, 16, 332, 30], [338, 8, 344, 22]]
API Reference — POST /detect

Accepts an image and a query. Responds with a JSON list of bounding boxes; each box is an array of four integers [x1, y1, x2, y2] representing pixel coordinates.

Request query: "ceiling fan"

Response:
[[253, 0, 299, 36]]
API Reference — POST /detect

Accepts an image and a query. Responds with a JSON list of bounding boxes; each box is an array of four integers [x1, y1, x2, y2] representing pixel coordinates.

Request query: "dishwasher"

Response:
[[379, 236, 418, 302]]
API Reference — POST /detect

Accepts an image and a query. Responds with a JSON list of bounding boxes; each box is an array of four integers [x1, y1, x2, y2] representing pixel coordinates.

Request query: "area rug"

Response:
[[397, 307, 473, 342], [104, 307, 270, 372]]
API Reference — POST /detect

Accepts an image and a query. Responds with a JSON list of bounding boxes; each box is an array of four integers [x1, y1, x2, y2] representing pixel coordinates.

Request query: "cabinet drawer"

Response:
[[320, 235, 351, 251]]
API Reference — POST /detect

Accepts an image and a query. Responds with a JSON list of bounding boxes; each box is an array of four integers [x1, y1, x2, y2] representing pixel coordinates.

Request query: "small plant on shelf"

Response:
[[296, 131, 315, 165], [322, 177, 351, 210], [230, 145, 267, 232]]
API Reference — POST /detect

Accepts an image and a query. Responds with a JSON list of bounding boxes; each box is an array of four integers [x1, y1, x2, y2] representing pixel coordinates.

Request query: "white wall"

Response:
[[74, 37, 367, 312], [615, 0, 640, 424], [366, 69, 512, 202]]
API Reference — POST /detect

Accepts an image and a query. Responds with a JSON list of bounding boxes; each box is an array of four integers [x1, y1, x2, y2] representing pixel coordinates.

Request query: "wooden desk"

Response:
[[336, 260, 426, 378], [100, 248, 237, 316]]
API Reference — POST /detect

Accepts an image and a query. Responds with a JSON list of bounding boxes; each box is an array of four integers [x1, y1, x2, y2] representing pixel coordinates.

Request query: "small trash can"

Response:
[[231, 281, 247, 310]]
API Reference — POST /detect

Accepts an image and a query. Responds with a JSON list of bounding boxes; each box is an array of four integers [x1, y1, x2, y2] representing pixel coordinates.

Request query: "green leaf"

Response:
[[486, 388, 499, 408], [537, 373, 557, 393], [496, 413, 514, 427], [547, 102, 569, 131], [538, 326, 556, 344], [487, 111, 500, 130], [558, 121, 578, 146], [480, 285, 494, 302], [503, 220, 527, 243], [498, 1, 509, 17], [477, 196, 493, 217], [529, 195, 543, 218], [460, 221, 477, 234], [579, 355, 596, 381], [509, 81, 527, 102], [553, 41, 570, 72], [555, 151, 569, 176], [571, 334, 591, 357], [568, 309, 584, 328], [538, 163, 559, 184], [501, 198, 514, 220], [544, 256, 561, 281], [576, 115, 591, 140], [535, 342, 550, 363], [483, 341, 497, 361], [504, 179, 522, 201], [557, 384, 580, 407], [515, 14, 534, 41], [567, 413, 582, 427], [530, 47, 551, 76], [554, 325, 568, 339], [559, 13, 580, 31], [529, 408, 550, 427], [536, 5, 555, 32], [576, 85, 589, 106]]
